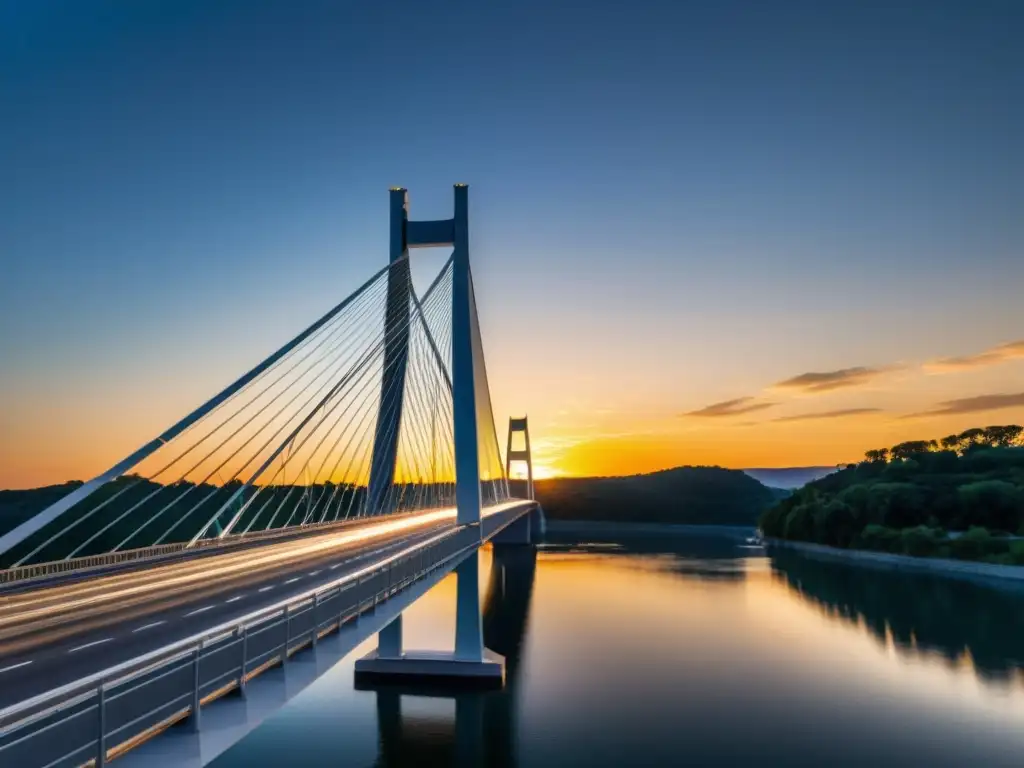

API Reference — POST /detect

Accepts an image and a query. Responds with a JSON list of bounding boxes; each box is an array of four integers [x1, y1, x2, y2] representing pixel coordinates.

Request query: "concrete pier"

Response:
[[354, 648, 505, 689], [354, 554, 505, 690]]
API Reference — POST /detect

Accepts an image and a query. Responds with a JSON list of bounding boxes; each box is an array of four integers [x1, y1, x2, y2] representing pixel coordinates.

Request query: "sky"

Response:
[[1, 0, 1022, 488]]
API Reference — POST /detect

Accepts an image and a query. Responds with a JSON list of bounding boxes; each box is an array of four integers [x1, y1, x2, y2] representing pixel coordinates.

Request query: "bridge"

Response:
[[0, 186, 543, 767]]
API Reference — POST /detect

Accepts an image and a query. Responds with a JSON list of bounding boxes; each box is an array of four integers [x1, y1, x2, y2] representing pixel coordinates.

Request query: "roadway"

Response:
[[0, 509, 463, 710]]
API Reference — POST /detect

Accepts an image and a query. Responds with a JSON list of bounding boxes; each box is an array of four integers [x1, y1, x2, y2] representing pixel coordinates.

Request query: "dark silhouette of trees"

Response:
[[536, 466, 777, 526], [762, 425, 1024, 563]]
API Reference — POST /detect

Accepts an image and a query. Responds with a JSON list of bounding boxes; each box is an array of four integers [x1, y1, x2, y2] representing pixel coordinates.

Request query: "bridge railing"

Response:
[[0, 507, 454, 588], [0, 524, 484, 768]]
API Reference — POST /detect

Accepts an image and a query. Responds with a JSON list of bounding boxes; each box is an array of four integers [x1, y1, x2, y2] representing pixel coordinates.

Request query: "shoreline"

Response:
[[543, 521, 757, 538], [768, 538, 1024, 589]]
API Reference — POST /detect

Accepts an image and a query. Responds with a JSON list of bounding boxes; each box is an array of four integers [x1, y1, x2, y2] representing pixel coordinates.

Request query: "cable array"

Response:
[[1, 257, 465, 567], [469, 269, 511, 508]]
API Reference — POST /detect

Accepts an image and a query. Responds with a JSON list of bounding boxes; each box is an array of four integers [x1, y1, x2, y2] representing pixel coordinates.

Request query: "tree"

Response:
[[890, 440, 934, 461], [982, 425, 1024, 448], [958, 480, 1024, 532], [957, 427, 987, 451], [864, 448, 889, 463], [940, 434, 962, 452]]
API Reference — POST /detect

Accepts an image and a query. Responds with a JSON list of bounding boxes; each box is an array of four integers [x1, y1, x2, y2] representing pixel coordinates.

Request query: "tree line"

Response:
[[759, 425, 1024, 565], [864, 425, 1023, 463]]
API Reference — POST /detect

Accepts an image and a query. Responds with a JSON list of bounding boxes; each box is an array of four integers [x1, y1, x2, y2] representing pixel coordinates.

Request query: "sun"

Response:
[[509, 461, 557, 480]]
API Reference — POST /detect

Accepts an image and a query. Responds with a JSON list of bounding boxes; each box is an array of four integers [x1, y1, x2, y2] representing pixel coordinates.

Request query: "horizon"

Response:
[[2, 1, 1022, 489]]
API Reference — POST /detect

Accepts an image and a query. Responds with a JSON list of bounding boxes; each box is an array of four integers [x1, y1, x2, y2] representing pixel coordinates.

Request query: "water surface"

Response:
[[214, 529, 1024, 767]]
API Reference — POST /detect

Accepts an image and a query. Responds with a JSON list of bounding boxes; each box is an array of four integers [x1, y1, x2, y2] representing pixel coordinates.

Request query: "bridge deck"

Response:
[[0, 501, 534, 768]]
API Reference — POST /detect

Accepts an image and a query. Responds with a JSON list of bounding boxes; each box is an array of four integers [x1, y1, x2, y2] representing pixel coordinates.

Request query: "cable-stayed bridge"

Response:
[[0, 186, 542, 768]]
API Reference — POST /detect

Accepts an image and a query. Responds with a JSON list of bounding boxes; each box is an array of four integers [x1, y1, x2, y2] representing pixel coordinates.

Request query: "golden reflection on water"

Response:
[[215, 535, 1024, 768]]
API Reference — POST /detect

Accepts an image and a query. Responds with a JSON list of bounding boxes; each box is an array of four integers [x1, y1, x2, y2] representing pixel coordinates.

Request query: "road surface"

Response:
[[0, 510, 459, 709]]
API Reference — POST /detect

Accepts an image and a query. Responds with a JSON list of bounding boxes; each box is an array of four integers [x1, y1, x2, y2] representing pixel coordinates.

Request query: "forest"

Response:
[[759, 425, 1024, 564], [535, 465, 781, 527]]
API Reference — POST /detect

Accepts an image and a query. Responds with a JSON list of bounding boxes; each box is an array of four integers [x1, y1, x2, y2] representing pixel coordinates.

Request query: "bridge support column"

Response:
[[366, 188, 411, 516], [379, 614, 403, 658], [491, 512, 532, 545], [452, 184, 482, 529], [354, 552, 503, 689]]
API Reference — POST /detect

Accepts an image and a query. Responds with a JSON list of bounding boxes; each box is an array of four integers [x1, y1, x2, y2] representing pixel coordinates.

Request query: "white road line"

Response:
[[0, 660, 33, 674], [284, 577, 299, 585], [184, 605, 214, 617], [330, 563, 343, 570], [225, 595, 244, 604], [258, 586, 274, 593], [132, 621, 165, 634], [308, 570, 320, 577], [69, 638, 112, 654]]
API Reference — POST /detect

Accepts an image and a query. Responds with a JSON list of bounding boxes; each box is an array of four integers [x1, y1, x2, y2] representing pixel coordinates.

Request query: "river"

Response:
[[212, 527, 1024, 767]]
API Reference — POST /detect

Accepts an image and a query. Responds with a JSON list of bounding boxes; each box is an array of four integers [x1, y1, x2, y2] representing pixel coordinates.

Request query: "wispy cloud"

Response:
[[684, 397, 775, 418], [773, 407, 883, 423], [772, 366, 888, 394], [903, 392, 1024, 419], [925, 340, 1024, 373]]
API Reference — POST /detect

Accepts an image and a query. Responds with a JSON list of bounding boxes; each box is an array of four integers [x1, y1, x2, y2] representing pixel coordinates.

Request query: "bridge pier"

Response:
[[354, 554, 504, 689], [491, 512, 532, 545]]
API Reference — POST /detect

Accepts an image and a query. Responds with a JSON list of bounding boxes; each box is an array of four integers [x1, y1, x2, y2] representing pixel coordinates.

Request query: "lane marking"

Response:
[[258, 586, 274, 593], [132, 621, 166, 634], [69, 638, 112, 653], [0, 660, 33, 674], [330, 563, 343, 570], [184, 605, 214, 617], [225, 595, 244, 604], [284, 577, 299, 585], [308, 570, 320, 577]]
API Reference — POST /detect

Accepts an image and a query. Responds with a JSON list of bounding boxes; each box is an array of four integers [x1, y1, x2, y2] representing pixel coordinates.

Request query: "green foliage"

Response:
[[958, 481, 1024, 532], [759, 425, 1024, 565]]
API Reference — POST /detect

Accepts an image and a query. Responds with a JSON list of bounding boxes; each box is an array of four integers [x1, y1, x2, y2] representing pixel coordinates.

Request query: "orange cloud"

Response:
[[773, 407, 883, 423], [683, 397, 775, 418], [772, 366, 888, 394], [925, 340, 1024, 373], [903, 392, 1024, 419]]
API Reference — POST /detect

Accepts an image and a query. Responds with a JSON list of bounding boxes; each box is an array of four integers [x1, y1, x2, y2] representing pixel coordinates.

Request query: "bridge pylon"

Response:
[[505, 416, 534, 501], [494, 416, 545, 544], [365, 184, 483, 529]]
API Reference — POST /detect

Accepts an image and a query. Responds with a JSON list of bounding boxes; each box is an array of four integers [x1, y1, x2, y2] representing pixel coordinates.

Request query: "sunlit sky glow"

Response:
[[1, 1, 1022, 488]]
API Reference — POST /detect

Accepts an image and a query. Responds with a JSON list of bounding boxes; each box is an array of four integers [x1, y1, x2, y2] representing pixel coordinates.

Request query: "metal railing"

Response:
[[0, 506, 458, 587], [0, 524, 484, 768]]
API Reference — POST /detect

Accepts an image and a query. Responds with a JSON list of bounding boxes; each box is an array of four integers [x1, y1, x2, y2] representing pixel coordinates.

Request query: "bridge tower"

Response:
[[366, 185, 482, 528], [505, 416, 534, 500], [492, 415, 544, 544], [356, 185, 502, 690]]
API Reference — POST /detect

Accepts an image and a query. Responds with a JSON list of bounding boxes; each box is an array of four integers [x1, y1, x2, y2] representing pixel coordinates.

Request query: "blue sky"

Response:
[[1, 1, 1022, 485]]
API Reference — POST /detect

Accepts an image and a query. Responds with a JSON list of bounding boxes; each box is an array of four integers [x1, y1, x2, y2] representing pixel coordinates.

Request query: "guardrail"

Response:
[[0, 507, 458, 587], [0, 524, 482, 768]]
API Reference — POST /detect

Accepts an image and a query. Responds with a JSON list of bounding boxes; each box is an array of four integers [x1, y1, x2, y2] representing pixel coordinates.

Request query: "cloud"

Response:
[[903, 392, 1024, 419], [683, 397, 775, 418], [772, 366, 888, 394], [925, 340, 1024, 373], [773, 407, 883, 423]]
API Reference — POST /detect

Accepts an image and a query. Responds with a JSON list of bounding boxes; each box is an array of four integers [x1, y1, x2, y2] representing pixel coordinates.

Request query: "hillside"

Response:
[[534, 466, 777, 526], [759, 426, 1024, 564]]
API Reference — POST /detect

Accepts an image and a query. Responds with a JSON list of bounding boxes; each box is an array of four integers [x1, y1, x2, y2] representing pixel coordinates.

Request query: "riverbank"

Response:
[[767, 538, 1024, 589], [544, 521, 757, 539]]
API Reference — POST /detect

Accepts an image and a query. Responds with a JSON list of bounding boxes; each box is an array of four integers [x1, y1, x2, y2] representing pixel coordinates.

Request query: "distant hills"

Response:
[[742, 466, 836, 489], [0, 465, 809, 557], [532, 466, 778, 527]]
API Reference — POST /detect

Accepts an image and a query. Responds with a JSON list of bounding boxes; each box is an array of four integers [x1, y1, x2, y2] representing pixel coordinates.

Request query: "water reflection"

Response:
[[366, 544, 535, 768], [541, 530, 750, 582], [771, 547, 1024, 683], [213, 532, 1024, 768]]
